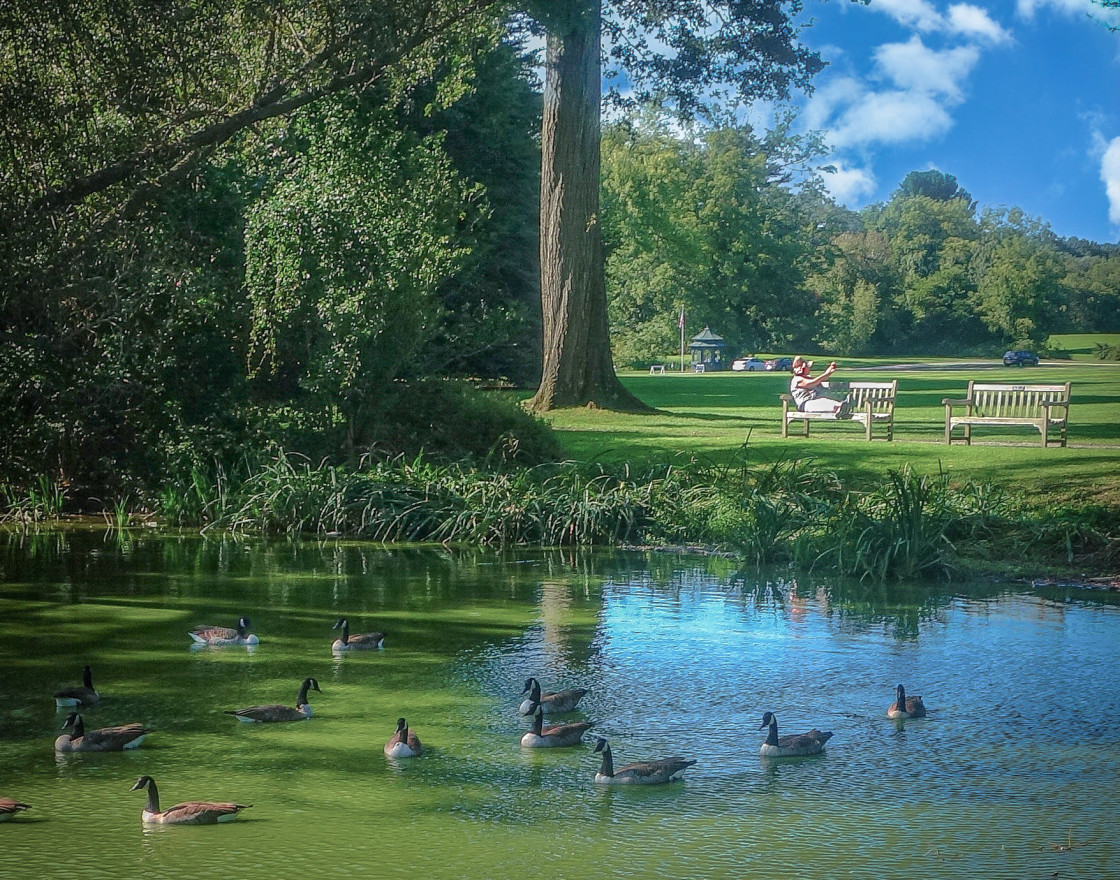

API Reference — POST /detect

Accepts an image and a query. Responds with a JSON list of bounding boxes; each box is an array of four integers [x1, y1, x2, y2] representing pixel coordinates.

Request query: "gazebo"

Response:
[[688, 326, 727, 371]]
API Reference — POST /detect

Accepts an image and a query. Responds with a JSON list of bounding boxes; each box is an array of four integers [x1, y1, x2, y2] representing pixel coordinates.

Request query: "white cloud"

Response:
[[945, 4, 1013, 42], [871, 0, 945, 31], [874, 37, 981, 99], [821, 161, 878, 204], [828, 90, 956, 149], [869, 0, 1014, 40], [1101, 136, 1120, 226]]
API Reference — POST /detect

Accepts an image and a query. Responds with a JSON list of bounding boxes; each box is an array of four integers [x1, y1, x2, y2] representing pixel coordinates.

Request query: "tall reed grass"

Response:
[[117, 449, 1117, 581]]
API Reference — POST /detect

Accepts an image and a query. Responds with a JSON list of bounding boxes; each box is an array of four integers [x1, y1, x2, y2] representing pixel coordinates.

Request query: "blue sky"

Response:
[[791, 0, 1120, 242]]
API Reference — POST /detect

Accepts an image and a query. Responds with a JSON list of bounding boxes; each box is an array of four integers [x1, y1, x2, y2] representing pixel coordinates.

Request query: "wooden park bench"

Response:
[[780, 379, 898, 441], [942, 381, 1071, 447]]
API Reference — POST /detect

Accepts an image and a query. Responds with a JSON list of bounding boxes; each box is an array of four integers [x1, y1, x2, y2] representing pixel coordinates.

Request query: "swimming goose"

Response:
[[384, 718, 423, 758], [224, 677, 321, 723], [0, 798, 31, 821], [520, 703, 593, 748], [592, 737, 696, 785], [188, 617, 259, 647], [758, 711, 833, 757], [887, 684, 926, 719], [54, 665, 100, 707], [130, 776, 250, 825], [55, 712, 151, 752], [330, 618, 385, 652], [518, 677, 587, 715]]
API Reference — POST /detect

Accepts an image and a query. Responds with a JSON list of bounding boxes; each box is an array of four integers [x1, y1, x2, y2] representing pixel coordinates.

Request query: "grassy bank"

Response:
[[542, 359, 1120, 510], [2, 355, 1116, 580]]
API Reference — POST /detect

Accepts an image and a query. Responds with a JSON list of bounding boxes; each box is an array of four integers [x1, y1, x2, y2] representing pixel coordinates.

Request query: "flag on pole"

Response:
[[678, 308, 685, 330]]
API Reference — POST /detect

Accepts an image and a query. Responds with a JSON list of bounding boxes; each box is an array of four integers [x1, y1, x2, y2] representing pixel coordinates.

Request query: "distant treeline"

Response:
[[601, 118, 1120, 365]]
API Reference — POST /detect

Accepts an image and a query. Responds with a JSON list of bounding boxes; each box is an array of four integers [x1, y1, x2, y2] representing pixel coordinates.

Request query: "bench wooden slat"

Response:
[[943, 380, 1070, 447]]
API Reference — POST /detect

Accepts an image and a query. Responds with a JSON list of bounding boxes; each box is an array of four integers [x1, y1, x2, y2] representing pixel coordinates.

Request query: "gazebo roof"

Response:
[[689, 326, 726, 348]]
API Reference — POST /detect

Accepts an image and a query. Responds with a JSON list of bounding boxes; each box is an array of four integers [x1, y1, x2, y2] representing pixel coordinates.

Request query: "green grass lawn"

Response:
[[539, 358, 1120, 508]]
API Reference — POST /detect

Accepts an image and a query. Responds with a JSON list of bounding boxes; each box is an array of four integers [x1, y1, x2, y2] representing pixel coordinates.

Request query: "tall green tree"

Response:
[[971, 210, 1064, 347], [520, 0, 837, 411], [245, 99, 473, 457]]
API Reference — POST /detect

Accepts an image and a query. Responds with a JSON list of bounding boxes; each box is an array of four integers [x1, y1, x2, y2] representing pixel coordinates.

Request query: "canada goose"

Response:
[[758, 711, 833, 757], [330, 618, 385, 652], [592, 737, 695, 785], [54, 665, 99, 707], [224, 677, 321, 723], [188, 617, 259, 647], [887, 684, 926, 719], [0, 798, 30, 821], [518, 677, 587, 715], [384, 718, 423, 758], [55, 712, 151, 752], [520, 703, 593, 748], [130, 775, 250, 825]]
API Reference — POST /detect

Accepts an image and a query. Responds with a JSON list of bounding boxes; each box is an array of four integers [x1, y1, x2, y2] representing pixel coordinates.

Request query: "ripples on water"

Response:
[[1, 534, 1118, 879]]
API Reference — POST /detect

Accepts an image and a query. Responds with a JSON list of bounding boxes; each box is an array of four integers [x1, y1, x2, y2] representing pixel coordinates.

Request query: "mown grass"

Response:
[[541, 359, 1120, 510]]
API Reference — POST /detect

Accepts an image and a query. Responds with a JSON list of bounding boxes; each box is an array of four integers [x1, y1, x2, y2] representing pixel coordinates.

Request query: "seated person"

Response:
[[789, 356, 851, 416]]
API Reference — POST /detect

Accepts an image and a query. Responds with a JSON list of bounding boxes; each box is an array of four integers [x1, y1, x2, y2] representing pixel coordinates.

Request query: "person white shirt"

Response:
[[789, 356, 848, 415]]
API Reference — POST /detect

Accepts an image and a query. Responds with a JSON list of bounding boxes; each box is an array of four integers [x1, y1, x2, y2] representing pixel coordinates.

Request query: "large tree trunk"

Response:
[[528, 0, 648, 413]]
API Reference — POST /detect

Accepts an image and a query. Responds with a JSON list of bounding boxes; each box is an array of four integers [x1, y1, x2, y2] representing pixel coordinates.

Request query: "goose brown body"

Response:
[[520, 704, 593, 748], [887, 684, 926, 719], [55, 712, 151, 753], [518, 677, 587, 715], [0, 798, 31, 821], [758, 711, 833, 757], [54, 665, 99, 707], [130, 776, 249, 825], [330, 618, 385, 652], [384, 718, 423, 758], [189, 617, 258, 647], [225, 677, 321, 723], [592, 738, 695, 784]]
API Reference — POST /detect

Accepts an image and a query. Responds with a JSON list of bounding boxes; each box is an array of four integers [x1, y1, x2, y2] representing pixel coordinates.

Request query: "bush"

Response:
[[363, 380, 563, 466]]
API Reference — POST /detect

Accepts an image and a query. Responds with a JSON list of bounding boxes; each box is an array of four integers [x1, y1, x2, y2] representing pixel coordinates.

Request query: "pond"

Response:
[[1, 528, 1118, 879]]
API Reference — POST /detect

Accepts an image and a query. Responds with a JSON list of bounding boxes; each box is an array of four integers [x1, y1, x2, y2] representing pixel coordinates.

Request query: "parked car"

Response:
[[1003, 350, 1039, 367], [765, 357, 794, 371], [732, 356, 766, 372]]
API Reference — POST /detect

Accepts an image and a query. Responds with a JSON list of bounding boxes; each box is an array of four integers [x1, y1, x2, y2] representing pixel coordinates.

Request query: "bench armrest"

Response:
[[779, 393, 795, 403], [941, 397, 971, 406], [1040, 399, 1069, 416]]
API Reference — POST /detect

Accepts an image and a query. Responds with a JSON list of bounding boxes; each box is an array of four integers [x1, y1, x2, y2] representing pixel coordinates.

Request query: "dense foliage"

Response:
[[602, 135, 1120, 365], [0, 3, 1116, 529]]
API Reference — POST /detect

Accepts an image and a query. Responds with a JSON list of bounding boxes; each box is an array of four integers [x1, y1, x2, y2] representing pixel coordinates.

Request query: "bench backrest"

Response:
[[846, 380, 897, 413], [966, 381, 1071, 418]]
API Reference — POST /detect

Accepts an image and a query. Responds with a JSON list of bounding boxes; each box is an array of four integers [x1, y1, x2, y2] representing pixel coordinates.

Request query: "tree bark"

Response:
[[528, 0, 649, 413]]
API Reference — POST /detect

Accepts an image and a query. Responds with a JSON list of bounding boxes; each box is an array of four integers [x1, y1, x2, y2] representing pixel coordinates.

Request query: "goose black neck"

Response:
[[145, 779, 160, 814], [70, 715, 85, 738], [298, 680, 311, 705], [897, 685, 906, 707], [530, 680, 542, 702], [339, 621, 349, 645], [82, 666, 93, 688], [598, 743, 614, 777], [531, 710, 543, 736], [765, 719, 780, 746]]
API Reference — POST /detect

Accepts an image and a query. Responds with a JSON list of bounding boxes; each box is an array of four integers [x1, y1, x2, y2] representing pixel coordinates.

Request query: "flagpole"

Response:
[[679, 308, 685, 372]]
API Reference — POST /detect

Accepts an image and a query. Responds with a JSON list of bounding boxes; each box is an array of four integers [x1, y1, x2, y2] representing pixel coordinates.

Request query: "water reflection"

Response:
[[2, 529, 1120, 880]]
